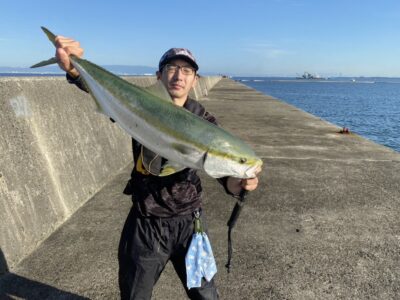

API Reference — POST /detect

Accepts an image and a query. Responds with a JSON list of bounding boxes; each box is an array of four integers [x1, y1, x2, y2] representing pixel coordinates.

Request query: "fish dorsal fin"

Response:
[[144, 81, 172, 102]]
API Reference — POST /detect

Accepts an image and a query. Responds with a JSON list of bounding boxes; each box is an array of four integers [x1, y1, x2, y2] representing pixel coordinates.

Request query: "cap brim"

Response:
[[160, 55, 198, 71]]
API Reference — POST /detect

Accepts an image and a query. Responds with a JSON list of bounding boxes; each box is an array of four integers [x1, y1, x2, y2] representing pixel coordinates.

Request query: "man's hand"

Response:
[[55, 36, 84, 78], [226, 167, 261, 195]]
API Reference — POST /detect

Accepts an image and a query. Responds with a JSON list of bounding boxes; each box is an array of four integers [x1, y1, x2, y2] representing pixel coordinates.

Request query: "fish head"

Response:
[[203, 140, 263, 179]]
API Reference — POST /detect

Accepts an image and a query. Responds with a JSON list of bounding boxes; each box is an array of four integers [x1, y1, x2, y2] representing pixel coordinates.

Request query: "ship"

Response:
[[296, 72, 325, 80]]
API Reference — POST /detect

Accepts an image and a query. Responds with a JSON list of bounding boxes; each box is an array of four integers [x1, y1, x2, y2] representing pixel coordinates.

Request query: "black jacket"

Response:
[[67, 74, 232, 217]]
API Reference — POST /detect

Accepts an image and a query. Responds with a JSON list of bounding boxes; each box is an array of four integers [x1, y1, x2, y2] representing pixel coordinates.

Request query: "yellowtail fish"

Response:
[[31, 27, 263, 178]]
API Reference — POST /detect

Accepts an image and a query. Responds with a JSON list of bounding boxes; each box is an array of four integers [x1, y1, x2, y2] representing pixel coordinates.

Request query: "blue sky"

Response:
[[1, 0, 400, 77]]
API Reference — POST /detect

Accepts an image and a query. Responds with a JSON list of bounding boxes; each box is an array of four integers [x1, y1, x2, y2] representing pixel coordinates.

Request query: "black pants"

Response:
[[118, 208, 219, 300]]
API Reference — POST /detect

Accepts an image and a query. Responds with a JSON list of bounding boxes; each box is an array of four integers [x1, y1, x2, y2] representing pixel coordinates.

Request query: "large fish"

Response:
[[31, 27, 263, 179]]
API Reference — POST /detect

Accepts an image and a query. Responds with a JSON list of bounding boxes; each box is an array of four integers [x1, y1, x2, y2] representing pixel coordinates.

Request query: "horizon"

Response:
[[2, 65, 400, 79], [1, 0, 400, 77], [2, 64, 400, 79], [2, 66, 400, 79]]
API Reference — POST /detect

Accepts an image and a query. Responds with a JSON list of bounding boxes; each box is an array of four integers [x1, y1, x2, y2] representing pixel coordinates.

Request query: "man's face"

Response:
[[157, 59, 198, 105]]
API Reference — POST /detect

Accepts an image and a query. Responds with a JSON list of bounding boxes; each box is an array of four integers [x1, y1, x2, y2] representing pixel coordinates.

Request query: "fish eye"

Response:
[[239, 158, 247, 164]]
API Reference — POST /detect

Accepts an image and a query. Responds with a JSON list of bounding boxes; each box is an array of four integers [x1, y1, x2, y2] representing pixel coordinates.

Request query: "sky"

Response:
[[1, 0, 400, 77]]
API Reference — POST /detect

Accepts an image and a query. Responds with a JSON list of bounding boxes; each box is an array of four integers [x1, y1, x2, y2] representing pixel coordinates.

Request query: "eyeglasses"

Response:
[[164, 64, 195, 76]]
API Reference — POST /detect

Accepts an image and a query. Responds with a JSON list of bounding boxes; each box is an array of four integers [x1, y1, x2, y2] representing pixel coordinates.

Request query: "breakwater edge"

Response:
[[235, 76, 400, 153]]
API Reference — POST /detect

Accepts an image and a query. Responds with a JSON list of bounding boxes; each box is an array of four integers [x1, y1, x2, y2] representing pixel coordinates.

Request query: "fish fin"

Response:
[[159, 161, 186, 177], [30, 27, 58, 68], [30, 57, 58, 68], [171, 143, 196, 155], [144, 81, 172, 102]]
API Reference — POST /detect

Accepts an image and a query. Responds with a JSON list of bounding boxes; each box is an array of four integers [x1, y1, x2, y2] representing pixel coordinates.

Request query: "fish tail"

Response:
[[40, 26, 57, 46], [30, 27, 58, 68]]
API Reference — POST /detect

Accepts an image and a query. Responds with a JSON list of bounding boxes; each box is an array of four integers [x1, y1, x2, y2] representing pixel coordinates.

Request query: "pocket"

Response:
[[171, 181, 198, 202]]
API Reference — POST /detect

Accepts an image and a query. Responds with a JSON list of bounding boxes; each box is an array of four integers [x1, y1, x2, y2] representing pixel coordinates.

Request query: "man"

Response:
[[55, 36, 260, 300]]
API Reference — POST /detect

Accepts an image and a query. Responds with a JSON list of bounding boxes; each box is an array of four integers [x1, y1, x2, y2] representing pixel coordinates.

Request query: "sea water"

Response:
[[235, 77, 400, 153]]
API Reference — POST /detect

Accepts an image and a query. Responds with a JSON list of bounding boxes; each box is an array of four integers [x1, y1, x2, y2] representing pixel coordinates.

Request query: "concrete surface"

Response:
[[1, 78, 400, 299], [0, 75, 221, 271]]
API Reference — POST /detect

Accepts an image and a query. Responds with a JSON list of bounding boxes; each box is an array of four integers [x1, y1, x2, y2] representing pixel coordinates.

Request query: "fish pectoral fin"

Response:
[[171, 143, 197, 155], [30, 57, 58, 68], [159, 161, 186, 176], [144, 81, 173, 102]]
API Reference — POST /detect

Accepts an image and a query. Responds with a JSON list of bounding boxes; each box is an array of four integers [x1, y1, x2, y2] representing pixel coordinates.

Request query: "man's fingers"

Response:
[[63, 45, 83, 57], [54, 35, 84, 76], [56, 48, 72, 71], [55, 36, 79, 47], [55, 35, 83, 57], [241, 176, 259, 191], [227, 174, 260, 194]]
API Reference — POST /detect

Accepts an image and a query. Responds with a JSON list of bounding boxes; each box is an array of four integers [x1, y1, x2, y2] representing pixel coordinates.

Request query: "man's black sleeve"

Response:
[[66, 73, 89, 93]]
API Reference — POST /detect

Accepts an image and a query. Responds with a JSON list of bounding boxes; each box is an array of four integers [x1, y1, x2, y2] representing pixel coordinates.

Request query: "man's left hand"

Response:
[[226, 167, 261, 195]]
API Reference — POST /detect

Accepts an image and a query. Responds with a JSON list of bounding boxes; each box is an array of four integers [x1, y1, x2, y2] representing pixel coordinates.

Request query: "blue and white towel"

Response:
[[185, 232, 217, 289]]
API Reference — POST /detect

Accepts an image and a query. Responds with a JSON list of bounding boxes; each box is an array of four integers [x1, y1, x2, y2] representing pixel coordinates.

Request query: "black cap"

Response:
[[159, 48, 199, 71]]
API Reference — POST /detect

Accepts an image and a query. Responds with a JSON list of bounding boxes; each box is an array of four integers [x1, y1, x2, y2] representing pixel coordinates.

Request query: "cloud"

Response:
[[242, 42, 292, 59]]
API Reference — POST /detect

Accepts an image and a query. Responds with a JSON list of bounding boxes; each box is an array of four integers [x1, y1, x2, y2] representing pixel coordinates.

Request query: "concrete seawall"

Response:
[[0, 75, 221, 271]]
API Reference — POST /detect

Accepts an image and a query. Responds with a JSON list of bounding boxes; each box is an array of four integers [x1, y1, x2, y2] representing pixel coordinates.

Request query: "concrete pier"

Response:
[[1, 78, 400, 299], [0, 75, 221, 271]]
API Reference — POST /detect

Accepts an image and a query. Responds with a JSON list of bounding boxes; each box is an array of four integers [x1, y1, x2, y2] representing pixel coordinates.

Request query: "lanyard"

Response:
[[225, 189, 248, 273]]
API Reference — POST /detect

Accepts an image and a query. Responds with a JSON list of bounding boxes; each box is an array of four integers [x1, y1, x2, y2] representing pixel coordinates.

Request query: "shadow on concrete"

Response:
[[0, 248, 9, 276], [0, 248, 89, 300]]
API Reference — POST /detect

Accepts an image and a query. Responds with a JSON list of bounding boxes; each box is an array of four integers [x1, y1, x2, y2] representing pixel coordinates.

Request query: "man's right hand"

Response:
[[55, 36, 84, 78]]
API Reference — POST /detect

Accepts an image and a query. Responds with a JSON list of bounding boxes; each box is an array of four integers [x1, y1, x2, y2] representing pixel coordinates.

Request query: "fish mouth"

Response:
[[244, 160, 263, 178]]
